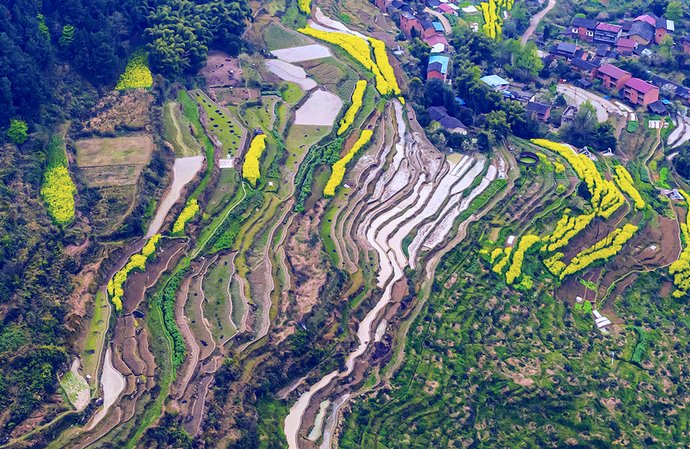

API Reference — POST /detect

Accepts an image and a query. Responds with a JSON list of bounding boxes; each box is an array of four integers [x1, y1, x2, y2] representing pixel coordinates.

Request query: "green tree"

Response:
[[59, 24, 75, 47], [6, 119, 28, 144], [666, 1, 684, 21]]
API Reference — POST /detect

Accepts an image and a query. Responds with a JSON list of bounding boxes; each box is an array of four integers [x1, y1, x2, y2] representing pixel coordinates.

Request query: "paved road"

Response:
[[557, 84, 629, 123], [520, 0, 557, 45]]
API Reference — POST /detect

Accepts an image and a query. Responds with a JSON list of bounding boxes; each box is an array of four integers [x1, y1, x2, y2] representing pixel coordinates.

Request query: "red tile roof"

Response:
[[598, 63, 630, 79], [595, 23, 622, 33], [425, 34, 449, 46], [625, 77, 657, 93], [616, 38, 637, 48]]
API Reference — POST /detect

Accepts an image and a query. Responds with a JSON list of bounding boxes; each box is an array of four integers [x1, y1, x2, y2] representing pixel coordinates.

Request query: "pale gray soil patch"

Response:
[[271, 44, 332, 63], [265, 59, 317, 90], [294, 90, 342, 126], [146, 156, 204, 238], [88, 347, 125, 430]]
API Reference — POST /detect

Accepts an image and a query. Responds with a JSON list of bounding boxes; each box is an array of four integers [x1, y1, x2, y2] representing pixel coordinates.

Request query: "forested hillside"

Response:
[[0, 0, 249, 127], [0, 0, 249, 442]]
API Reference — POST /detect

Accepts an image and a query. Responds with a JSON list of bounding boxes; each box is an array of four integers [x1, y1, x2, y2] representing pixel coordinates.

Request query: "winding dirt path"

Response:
[[521, 0, 557, 45]]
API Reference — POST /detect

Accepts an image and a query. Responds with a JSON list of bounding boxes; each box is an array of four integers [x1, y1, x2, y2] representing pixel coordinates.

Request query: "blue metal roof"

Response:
[[432, 21, 444, 32], [428, 55, 450, 73], [480, 74, 510, 87]]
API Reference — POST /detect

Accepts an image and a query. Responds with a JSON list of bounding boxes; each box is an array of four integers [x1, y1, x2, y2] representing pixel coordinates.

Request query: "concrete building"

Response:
[[594, 23, 622, 45], [624, 78, 660, 106], [480, 74, 510, 91], [570, 17, 597, 42], [597, 63, 631, 91]]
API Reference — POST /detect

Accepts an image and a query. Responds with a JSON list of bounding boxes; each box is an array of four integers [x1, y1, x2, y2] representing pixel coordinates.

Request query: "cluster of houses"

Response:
[[374, 0, 457, 81], [569, 13, 675, 56], [544, 12, 690, 113]]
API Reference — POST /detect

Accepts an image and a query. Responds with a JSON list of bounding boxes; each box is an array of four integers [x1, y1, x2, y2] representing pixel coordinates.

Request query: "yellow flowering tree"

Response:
[[338, 80, 367, 135], [243, 134, 267, 186], [324, 130, 373, 196]]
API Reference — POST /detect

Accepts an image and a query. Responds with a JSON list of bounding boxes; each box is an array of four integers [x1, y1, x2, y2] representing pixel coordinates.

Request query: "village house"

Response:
[[570, 57, 599, 80], [570, 17, 597, 42], [526, 101, 551, 122], [427, 54, 450, 81], [627, 20, 655, 46], [594, 23, 622, 45], [549, 42, 580, 60], [436, 3, 456, 16], [634, 13, 674, 44], [648, 74, 690, 103], [615, 38, 637, 56], [399, 12, 424, 38], [425, 33, 449, 53], [623, 78, 659, 107], [426, 106, 468, 134], [480, 74, 510, 91], [597, 63, 631, 91]]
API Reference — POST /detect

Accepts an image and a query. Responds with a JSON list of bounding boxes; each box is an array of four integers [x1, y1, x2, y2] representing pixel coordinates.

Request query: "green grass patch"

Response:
[[192, 89, 245, 157], [80, 290, 109, 382], [162, 101, 202, 157], [658, 166, 671, 189], [320, 203, 340, 266], [178, 89, 215, 200], [280, 82, 305, 105], [263, 22, 311, 50]]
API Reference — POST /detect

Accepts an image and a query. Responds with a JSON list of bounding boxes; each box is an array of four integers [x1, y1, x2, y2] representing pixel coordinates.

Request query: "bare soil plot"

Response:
[[76, 134, 154, 167], [80, 165, 145, 187], [210, 86, 260, 106], [271, 44, 332, 62], [200, 51, 243, 88], [294, 90, 342, 126], [82, 90, 153, 135]]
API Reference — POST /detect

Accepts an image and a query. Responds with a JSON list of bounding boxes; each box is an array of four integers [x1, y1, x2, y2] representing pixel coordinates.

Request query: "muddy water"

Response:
[[283, 100, 411, 449], [146, 156, 204, 238], [88, 347, 125, 430]]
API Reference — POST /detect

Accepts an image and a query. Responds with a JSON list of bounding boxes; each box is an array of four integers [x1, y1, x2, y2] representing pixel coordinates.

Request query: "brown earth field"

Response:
[[201, 51, 243, 88], [81, 90, 153, 135], [75, 134, 154, 167]]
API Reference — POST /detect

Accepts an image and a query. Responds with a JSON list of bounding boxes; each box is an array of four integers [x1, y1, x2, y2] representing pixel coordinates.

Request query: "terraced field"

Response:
[[24, 2, 690, 449]]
